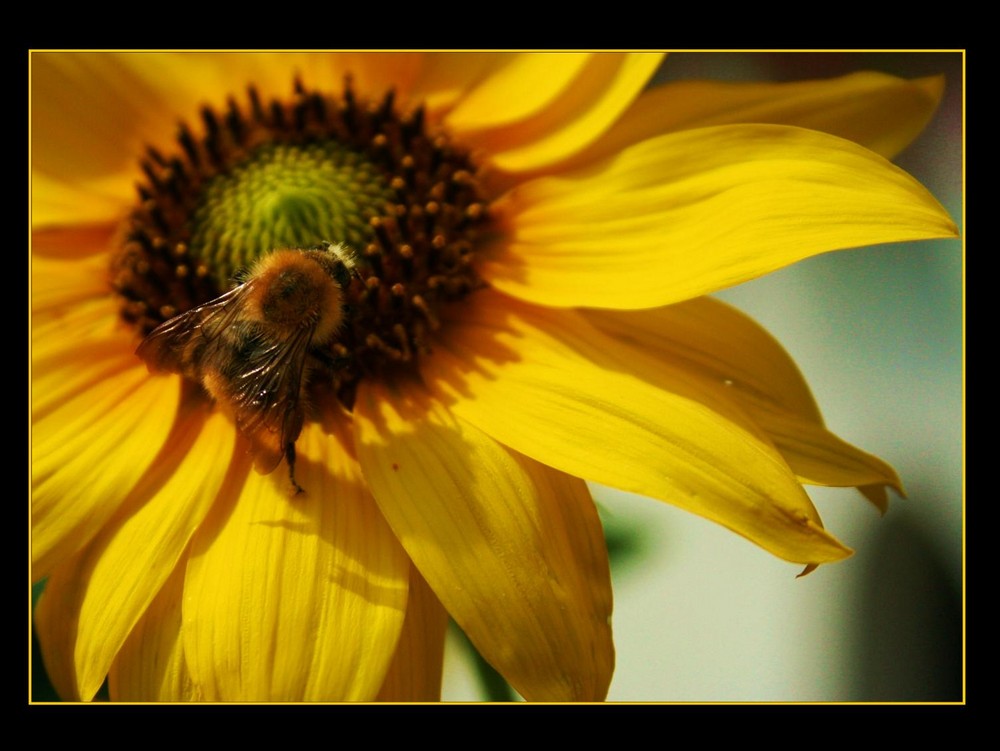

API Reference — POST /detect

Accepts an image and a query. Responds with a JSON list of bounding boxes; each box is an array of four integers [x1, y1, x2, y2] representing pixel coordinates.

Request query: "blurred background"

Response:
[[442, 52, 964, 702]]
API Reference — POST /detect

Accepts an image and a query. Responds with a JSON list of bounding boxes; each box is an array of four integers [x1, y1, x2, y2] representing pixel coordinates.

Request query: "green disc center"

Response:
[[189, 140, 395, 287]]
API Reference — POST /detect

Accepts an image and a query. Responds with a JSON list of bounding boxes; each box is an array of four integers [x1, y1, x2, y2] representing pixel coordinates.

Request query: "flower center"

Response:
[[189, 140, 396, 290], [112, 78, 490, 407]]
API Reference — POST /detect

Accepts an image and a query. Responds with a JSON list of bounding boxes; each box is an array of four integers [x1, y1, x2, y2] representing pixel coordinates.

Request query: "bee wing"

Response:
[[136, 279, 318, 477], [225, 324, 316, 474], [135, 284, 253, 376]]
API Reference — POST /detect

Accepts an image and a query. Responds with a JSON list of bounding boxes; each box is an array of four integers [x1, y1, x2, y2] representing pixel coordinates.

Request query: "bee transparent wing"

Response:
[[225, 324, 316, 474], [135, 284, 252, 376]]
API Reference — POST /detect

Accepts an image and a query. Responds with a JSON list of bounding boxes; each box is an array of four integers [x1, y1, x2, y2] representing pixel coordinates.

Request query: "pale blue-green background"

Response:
[[442, 52, 964, 702]]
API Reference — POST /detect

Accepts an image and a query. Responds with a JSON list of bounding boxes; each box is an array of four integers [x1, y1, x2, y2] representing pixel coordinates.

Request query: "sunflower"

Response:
[[31, 51, 958, 702]]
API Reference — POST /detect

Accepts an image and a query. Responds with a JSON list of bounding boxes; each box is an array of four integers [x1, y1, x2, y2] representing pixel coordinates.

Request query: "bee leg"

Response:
[[286, 441, 305, 496], [311, 346, 350, 371]]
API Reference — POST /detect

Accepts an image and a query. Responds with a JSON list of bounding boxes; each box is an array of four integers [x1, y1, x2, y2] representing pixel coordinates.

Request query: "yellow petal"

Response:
[[444, 53, 592, 130], [582, 297, 821, 421], [450, 52, 664, 173], [32, 247, 113, 323], [570, 71, 946, 169], [183, 420, 409, 701], [32, 301, 122, 364], [32, 172, 127, 228], [32, 292, 132, 419], [31, 293, 127, 382], [483, 124, 958, 309], [376, 565, 450, 702], [33, 224, 114, 259], [31, 52, 189, 216], [135, 51, 425, 103], [753, 406, 902, 499], [355, 379, 614, 702], [32, 368, 181, 579], [33, 343, 136, 425], [134, 51, 427, 105], [34, 409, 234, 701], [329, 52, 425, 99], [408, 53, 513, 114], [422, 291, 851, 566], [859, 485, 890, 515], [32, 52, 324, 184], [582, 301, 903, 501], [109, 562, 202, 701]]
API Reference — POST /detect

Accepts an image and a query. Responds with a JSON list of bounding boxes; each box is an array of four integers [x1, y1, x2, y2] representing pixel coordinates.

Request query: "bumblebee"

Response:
[[136, 242, 357, 493]]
